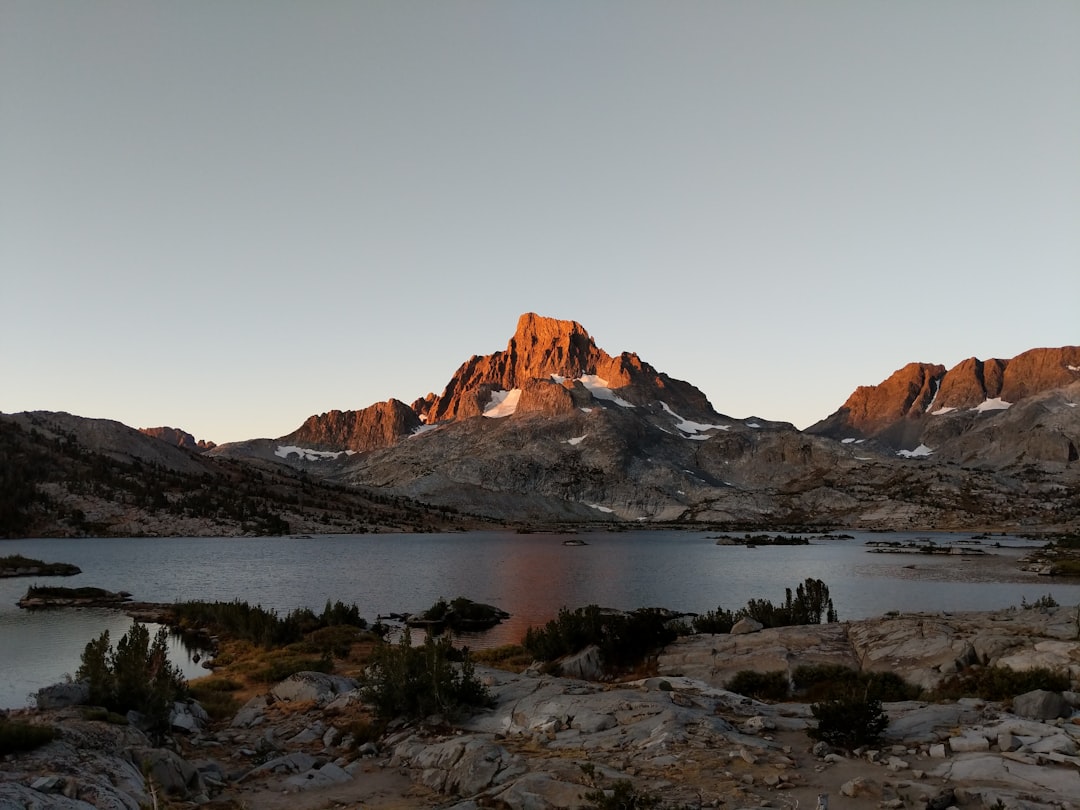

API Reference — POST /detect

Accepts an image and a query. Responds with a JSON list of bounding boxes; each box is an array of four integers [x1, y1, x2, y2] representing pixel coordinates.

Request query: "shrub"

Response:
[[809, 693, 888, 750], [522, 606, 679, 673], [187, 677, 243, 721], [360, 629, 492, 721], [726, 670, 790, 701], [792, 665, 920, 702], [932, 666, 1070, 701], [77, 623, 187, 732], [0, 720, 56, 755], [584, 780, 662, 810], [691, 607, 737, 634]]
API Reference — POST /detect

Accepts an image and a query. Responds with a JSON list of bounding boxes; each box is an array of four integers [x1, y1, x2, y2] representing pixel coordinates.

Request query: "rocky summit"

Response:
[[7, 605, 1080, 810]]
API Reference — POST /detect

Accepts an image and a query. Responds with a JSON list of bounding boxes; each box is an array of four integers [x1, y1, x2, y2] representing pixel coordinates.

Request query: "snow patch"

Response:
[[275, 445, 352, 462], [975, 397, 1011, 413], [580, 407, 593, 413], [1068, 365, 1079, 372], [578, 375, 634, 407], [566, 435, 587, 446], [659, 402, 729, 437], [410, 424, 440, 437], [841, 438, 857, 444], [587, 503, 614, 514], [745, 422, 761, 428], [483, 388, 521, 418], [931, 406, 956, 415], [897, 444, 934, 458]]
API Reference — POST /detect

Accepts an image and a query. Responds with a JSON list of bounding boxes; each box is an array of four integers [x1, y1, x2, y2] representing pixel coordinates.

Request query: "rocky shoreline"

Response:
[[4, 604, 1080, 809]]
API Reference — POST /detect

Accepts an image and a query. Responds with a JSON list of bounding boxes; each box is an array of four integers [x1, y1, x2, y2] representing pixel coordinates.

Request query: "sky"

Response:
[[2, 1, 1078, 445]]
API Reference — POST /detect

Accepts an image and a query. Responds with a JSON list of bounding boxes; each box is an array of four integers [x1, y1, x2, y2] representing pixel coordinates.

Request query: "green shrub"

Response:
[[584, 780, 662, 809], [932, 666, 1070, 701], [187, 677, 243, 721], [522, 606, 678, 673], [360, 629, 492, 721], [252, 653, 333, 684], [809, 694, 888, 750], [77, 623, 187, 732], [691, 607, 737, 634], [169, 598, 368, 649], [0, 720, 56, 755], [792, 665, 920, 702], [726, 670, 790, 701], [80, 707, 129, 724]]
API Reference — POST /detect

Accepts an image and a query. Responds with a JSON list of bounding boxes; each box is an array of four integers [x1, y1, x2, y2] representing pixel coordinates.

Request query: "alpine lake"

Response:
[[3, 529, 1078, 709]]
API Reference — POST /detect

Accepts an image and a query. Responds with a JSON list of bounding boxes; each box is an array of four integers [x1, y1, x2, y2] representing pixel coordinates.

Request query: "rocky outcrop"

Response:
[[9, 605, 1080, 810], [138, 426, 216, 452], [281, 399, 422, 452]]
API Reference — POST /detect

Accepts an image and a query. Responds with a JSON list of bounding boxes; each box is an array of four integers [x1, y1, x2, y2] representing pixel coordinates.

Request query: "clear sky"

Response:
[[2, 2, 1078, 445]]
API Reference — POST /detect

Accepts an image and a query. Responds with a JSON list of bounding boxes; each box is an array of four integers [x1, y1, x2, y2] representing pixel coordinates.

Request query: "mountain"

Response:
[[807, 347, 1080, 466], [209, 314, 1079, 532], [0, 411, 490, 538], [6, 316, 1078, 536], [139, 426, 217, 452]]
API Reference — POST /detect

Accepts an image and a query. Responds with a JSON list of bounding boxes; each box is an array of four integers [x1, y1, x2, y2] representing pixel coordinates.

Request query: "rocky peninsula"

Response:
[[4, 603, 1080, 809]]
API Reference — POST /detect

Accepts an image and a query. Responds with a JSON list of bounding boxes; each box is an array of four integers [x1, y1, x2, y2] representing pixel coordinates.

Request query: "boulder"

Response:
[[270, 671, 358, 705], [1011, 689, 1070, 721], [36, 681, 89, 710], [231, 694, 270, 728], [556, 645, 604, 681], [169, 700, 209, 734], [130, 747, 205, 798], [731, 617, 764, 635]]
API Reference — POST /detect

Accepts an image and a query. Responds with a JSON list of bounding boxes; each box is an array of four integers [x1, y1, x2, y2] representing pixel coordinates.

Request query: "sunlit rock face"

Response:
[[281, 399, 422, 453], [415, 312, 716, 424], [807, 346, 1080, 456]]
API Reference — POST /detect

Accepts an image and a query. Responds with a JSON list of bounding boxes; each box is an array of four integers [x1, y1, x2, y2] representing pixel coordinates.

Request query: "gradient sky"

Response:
[[3, 1, 1078, 445]]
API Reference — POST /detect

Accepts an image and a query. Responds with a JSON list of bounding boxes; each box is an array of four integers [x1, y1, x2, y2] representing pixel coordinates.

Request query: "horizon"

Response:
[[3, 2, 1078, 444]]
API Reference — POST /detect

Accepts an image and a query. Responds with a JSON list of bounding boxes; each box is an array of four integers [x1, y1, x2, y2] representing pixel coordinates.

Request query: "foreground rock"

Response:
[[6, 605, 1080, 810], [660, 603, 1080, 691]]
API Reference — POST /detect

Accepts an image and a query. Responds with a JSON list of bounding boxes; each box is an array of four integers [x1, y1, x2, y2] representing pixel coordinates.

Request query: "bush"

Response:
[[726, 670, 790, 701], [0, 720, 56, 755], [522, 606, 679, 673], [187, 677, 243, 721], [585, 780, 662, 809], [76, 623, 187, 732], [809, 693, 889, 750], [793, 665, 920, 702], [360, 629, 492, 721], [932, 666, 1071, 701], [691, 608, 737, 634]]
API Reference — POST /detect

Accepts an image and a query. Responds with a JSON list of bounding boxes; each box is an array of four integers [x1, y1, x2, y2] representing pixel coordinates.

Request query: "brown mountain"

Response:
[[139, 426, 216, 452], [809, 347, 1080, 449], [282, 400, 422, 453], [414, 312, 716, 424]]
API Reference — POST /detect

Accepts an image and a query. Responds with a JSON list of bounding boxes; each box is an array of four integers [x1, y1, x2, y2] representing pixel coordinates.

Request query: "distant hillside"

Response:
[[139, 426, 216, 452], [0, 412, 492, 538]]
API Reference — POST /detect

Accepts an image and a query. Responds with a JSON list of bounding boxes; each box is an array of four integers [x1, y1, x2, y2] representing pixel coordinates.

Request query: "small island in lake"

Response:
[[405, 596, 510, 633], [0, 554, 81, 578], [17, 585, 132, 609]]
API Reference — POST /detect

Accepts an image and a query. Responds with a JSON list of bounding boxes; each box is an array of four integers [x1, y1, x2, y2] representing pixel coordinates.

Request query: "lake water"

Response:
[[3, 530, 1078, 709]]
